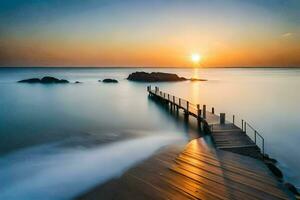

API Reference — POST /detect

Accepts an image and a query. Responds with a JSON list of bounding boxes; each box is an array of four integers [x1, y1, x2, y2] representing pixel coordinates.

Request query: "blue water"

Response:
[[0, 67, 300, 198]]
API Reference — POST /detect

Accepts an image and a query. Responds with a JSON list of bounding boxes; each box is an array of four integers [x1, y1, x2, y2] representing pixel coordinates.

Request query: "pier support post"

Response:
[[173, 96, 175, 109], [242, 120, 244, 131], [197, 104, 201, 118], [184, 101, 189, 118], [220, 113, 225, 124], [187, 101, 189, 113], [203, 105, 206, 119], [212, 107, 214, 114], [197, 104, 202, 129]]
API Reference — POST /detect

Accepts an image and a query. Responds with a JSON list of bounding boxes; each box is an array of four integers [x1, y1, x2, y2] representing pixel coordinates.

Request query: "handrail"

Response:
[[219, 109, 265, 155], [226, 111, 265, 155], [244, 122, 265, 155]]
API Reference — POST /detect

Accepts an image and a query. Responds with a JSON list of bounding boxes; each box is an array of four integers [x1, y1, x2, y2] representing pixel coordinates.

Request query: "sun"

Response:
[[191, 53, 202, 63]]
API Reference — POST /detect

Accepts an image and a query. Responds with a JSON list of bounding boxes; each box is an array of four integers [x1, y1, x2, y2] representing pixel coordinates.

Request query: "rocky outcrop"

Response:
[[284, 183, 300, 196], [102, 79, 118, 83], [18, 76, 69, 84], [127, 72, 187, 82], [265, 162, 283, 180], [190, 78, 208, 81], [263, 154, 277, 163], [18, 78, 41, 83]]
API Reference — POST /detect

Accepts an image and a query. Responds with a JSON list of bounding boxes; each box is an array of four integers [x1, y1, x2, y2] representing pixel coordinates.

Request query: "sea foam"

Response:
[[0, 133, 184, 200]]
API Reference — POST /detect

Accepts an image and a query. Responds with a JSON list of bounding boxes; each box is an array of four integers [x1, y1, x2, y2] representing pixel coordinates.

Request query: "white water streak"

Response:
[[0, 134, 184, 200]]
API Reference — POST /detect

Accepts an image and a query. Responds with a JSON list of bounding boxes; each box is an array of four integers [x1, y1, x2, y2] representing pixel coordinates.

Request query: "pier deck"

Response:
[[79, 139, 292, 200]]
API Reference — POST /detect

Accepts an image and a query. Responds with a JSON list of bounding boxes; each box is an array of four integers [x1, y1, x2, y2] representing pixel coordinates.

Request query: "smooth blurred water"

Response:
[[0, 67, 300, 198]]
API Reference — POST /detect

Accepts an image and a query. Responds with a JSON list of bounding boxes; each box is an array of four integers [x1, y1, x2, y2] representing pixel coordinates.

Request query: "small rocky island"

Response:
[[127, 72, 207, 82], [127, 72, 186, 82], [190, 78, 208, 81], [99, 79, 118, 83], [18, 76, 69, 84]]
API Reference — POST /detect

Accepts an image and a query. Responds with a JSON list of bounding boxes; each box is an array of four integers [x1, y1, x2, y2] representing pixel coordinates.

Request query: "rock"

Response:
[[18, 76, 69, 84], [266, 162, 283, 179], [190, 78, 208, 81], [127, 72, 187, 82], [74, 81, 82, 84], [263, 154, 277, 163], [284, 183, 300, 195], [40, 76, 69, 83], [270, 158, 277, 163], [102, 79, 118, 83], [18, 78, 40, 83], [264, 153, 270, 159]]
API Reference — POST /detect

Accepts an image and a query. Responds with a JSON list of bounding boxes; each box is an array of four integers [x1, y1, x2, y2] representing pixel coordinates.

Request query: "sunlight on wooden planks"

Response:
[[79, 139, 293, 200]]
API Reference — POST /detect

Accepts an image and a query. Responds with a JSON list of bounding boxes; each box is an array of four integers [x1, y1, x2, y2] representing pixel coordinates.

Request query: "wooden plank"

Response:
[[180, 152, 277, 183], [173, 157, 288, 199], [170, 165, 287, 200]]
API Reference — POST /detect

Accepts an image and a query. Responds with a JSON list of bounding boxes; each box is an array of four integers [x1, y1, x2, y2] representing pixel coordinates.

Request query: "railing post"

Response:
[[262, 138, 265, 155], [155, 86, 158, 93], [254, 130, 257, 143], [203, 105, 206, 119], [168, 94, 169, 100], [242, 120, 244, 131], [147, 86, 150, 92], [233, 115, 235, 124], [160, 91, 162, 96], [187, 101, 189, 113], [179, 98, 181, 107], [212, 107, 214, 114], [197, 104, 200, 117], [173, 96, 175, 103], [163, 93, 166, 99], [220, 113, 225, 124]]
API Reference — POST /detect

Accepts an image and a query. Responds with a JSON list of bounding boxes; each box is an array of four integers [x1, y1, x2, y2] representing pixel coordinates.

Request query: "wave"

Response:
[[0, 133, 185, 200]]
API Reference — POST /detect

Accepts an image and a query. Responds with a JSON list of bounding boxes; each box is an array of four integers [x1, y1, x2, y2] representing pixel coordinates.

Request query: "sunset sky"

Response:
[[0, 0, 299, 67]]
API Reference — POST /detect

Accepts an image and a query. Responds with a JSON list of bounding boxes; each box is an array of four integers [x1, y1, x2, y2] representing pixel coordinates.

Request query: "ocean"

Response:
[[0, 67, 299, 199]]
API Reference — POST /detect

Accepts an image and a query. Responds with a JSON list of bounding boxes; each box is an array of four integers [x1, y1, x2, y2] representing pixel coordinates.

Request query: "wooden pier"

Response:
[[148, 86, 264, 159], [78, 86, 296, 200]]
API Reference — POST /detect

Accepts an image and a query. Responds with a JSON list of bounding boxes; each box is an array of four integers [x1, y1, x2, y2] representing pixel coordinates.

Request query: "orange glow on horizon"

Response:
[[1, 34, 299, 67]]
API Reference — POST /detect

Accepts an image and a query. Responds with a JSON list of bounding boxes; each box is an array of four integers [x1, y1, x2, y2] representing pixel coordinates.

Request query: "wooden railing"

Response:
[[148, 85, 265, 155]]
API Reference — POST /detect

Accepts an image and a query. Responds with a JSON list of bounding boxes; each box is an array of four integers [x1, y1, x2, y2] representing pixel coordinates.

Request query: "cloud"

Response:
[[282, 32, 293, 38]]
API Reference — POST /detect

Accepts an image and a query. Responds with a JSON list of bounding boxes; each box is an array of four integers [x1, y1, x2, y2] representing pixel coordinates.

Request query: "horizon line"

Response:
[[1, 66, 300, 69]]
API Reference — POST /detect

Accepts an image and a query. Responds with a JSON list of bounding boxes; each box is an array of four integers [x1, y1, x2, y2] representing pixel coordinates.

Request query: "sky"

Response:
[[0, 0, 299, 67]]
